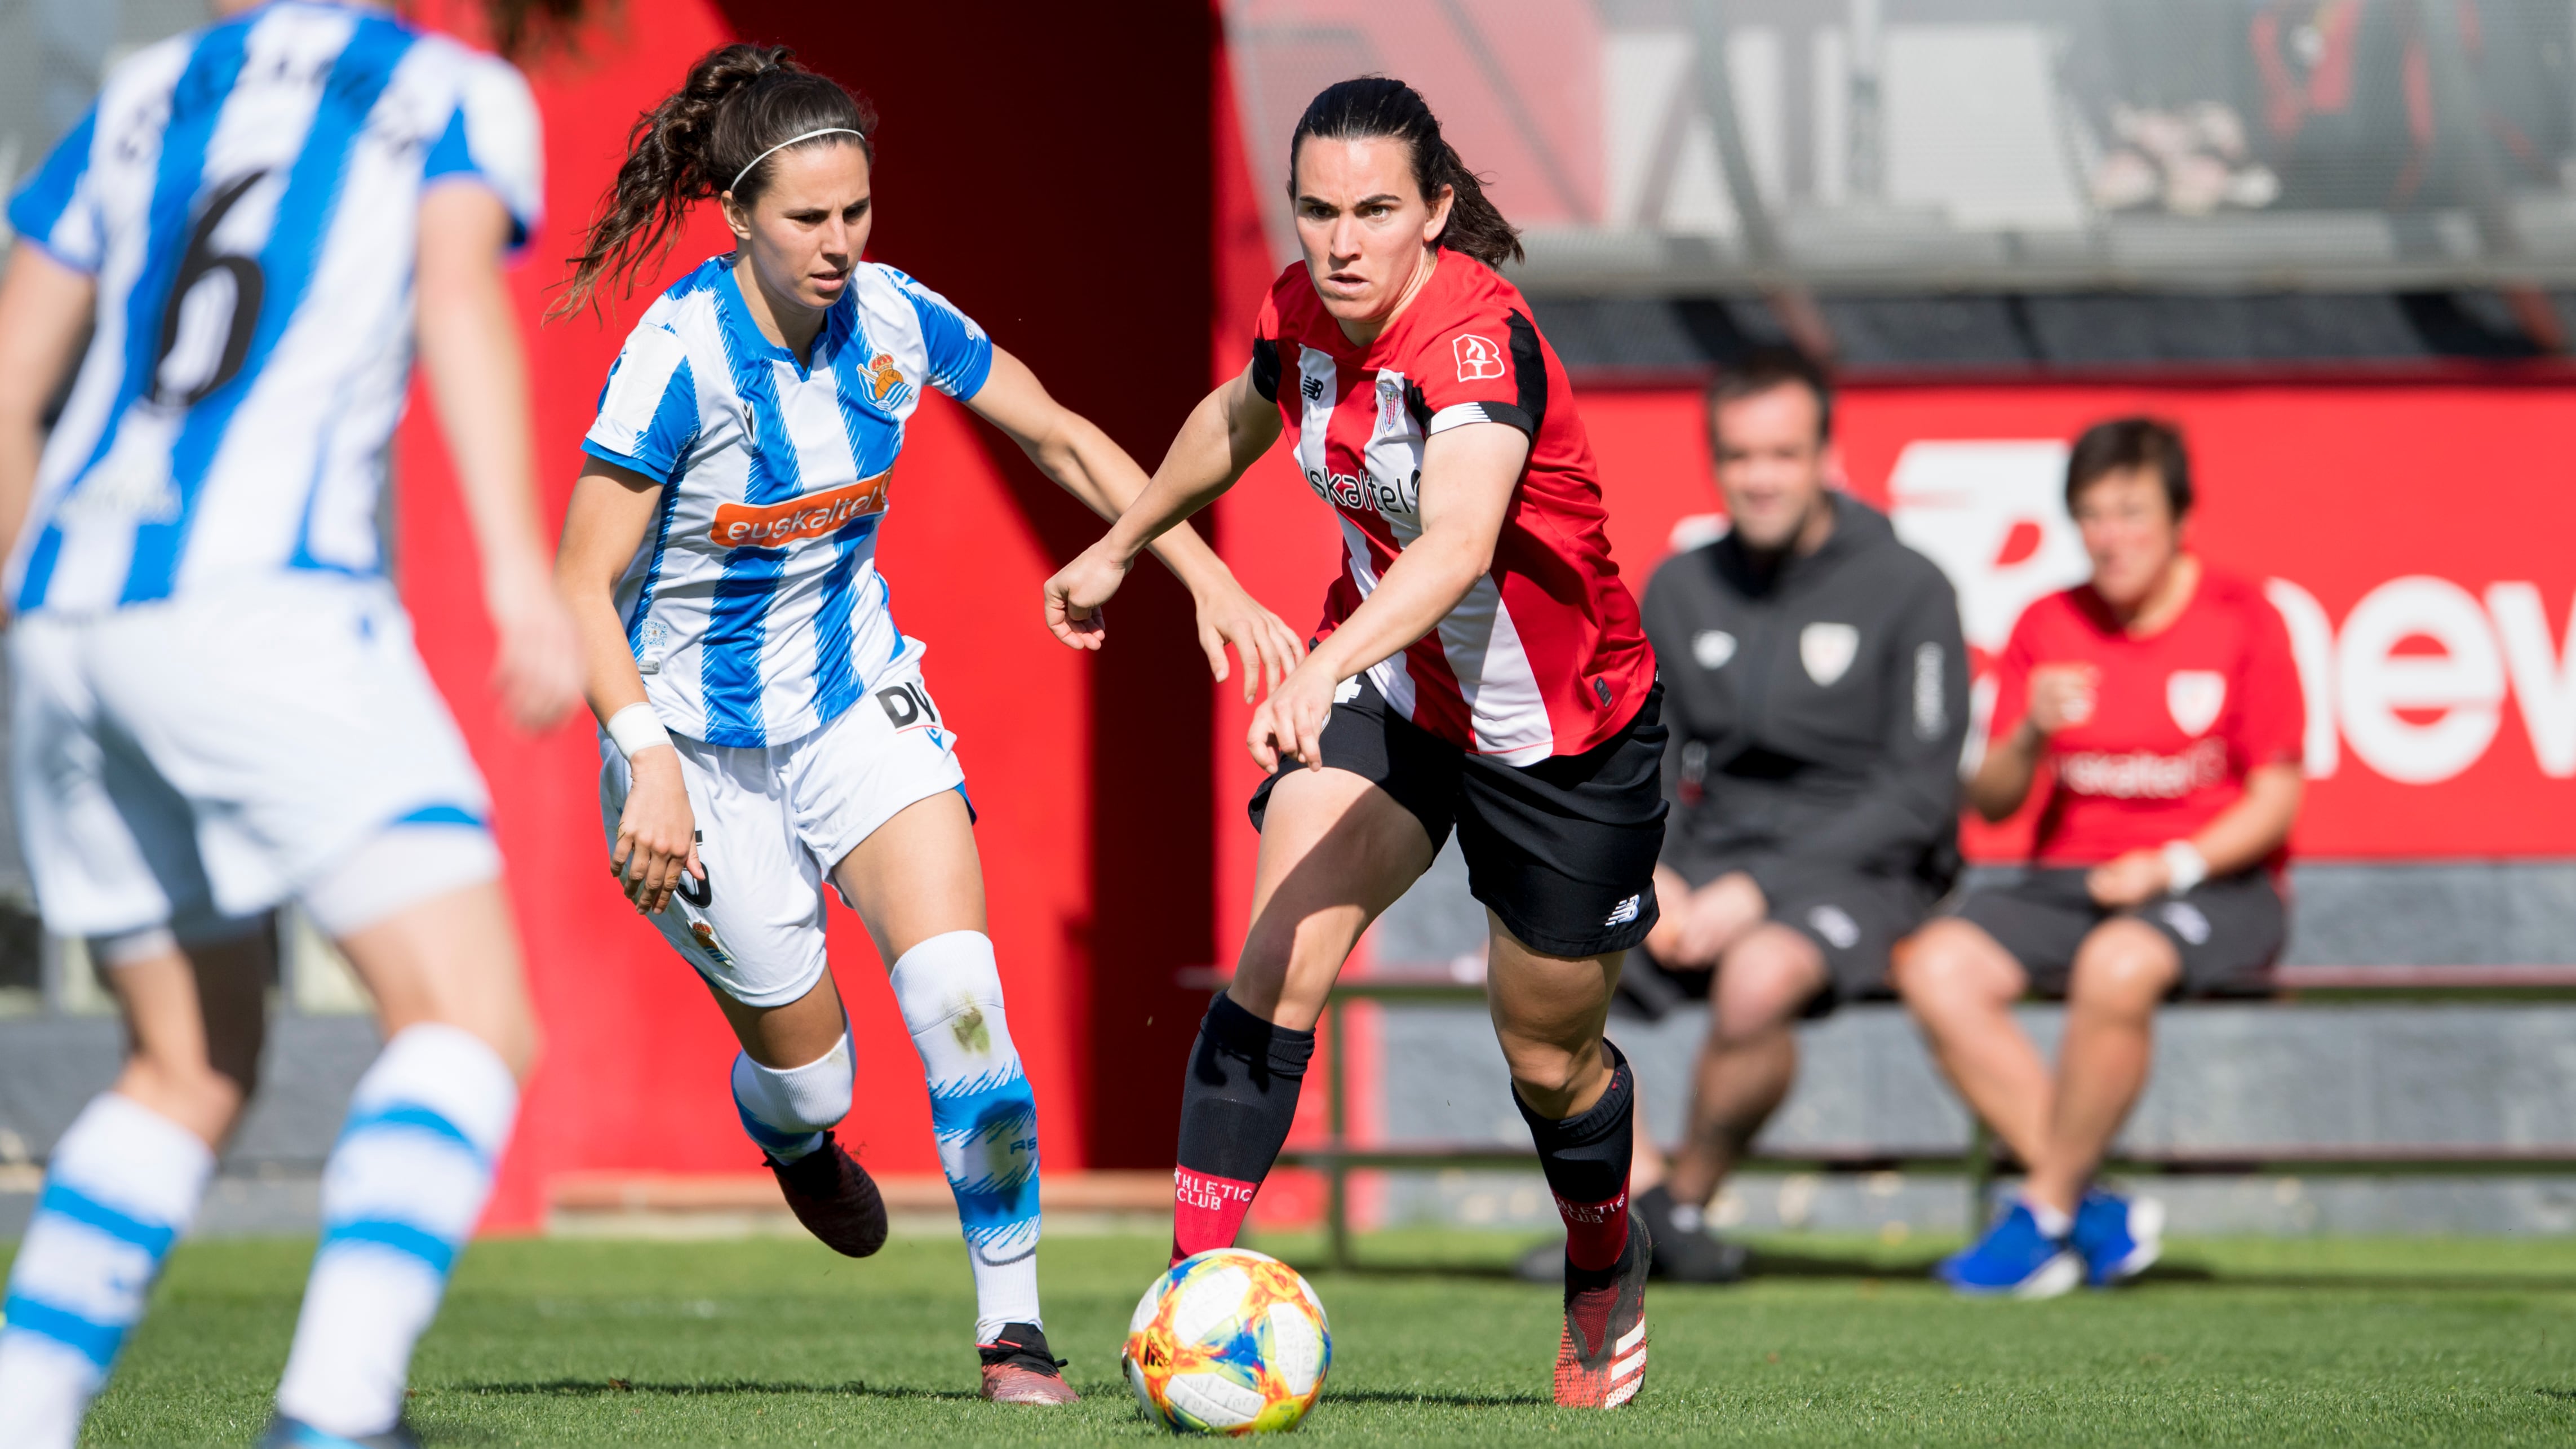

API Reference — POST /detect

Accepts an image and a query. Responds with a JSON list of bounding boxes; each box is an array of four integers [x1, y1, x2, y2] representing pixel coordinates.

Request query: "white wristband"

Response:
[[2161, 840, 2209, 896], [606, 702, 672, 761]]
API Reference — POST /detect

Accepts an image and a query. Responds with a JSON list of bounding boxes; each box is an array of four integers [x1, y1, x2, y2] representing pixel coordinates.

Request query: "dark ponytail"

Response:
[[476, 0, 586, 61], [1288, 77, 1522, 269], [553, 43, 877, 320]]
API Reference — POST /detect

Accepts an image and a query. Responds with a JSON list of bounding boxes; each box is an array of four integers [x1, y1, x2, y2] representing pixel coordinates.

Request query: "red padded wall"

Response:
[[393, 0, 1225, 1226]]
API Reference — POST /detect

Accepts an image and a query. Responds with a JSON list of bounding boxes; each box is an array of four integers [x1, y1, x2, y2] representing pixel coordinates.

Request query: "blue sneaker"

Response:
[[2072, 1187, 2163, 1287], [1936, 1200, 2081, 1299]]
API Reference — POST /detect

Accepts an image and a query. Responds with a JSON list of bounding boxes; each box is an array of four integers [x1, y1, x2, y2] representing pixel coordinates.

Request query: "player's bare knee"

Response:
[[2069, 923, 2178, 1015], [1894, 921, 2014, 1012], [1640, 911, 1690, 968], [1712, 928, 1823, 1042]]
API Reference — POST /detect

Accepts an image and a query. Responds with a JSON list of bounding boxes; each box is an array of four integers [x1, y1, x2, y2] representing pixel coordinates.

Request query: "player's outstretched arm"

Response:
[[416, 182, 581, 732], [0, 245, 96, 613], [1043, 364, 1284, 657], [1248, 420, 1528, 773], [556, 460, 701, 915], [972, 351, 1301, 698]]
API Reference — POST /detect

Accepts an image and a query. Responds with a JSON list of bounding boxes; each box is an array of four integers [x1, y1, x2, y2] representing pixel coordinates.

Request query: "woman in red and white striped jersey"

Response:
[[1047, 77, 1662, 1408]]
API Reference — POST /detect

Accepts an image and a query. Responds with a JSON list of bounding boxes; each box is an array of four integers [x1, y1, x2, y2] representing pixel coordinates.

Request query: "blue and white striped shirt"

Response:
[[3, 1, 542, 615], [583, 255, 993, 748]]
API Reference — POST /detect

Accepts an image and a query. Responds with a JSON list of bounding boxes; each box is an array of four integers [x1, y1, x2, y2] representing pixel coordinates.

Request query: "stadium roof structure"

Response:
[[1225, 0, 2576, 300]]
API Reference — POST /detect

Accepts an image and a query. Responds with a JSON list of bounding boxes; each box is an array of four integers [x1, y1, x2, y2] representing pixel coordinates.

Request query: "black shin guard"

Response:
[[1515, 1039, 1637, 1274], [1171, 993, 1315, 1259]]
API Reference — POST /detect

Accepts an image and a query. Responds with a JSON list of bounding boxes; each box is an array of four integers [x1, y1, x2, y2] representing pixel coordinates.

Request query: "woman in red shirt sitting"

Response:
[[1896, 417, 2304, 1297]]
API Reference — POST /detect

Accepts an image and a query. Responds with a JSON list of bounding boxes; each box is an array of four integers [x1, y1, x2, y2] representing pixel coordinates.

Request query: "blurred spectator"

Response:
[[1897, 418, 2304, 1299], [2074, 1, 2576, 215], [1520, 349, 1966, 1284]]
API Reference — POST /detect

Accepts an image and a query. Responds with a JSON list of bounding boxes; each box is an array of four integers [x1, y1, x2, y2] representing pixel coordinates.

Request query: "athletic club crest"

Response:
[[1801, 622, 1860, 686], [1453, 334, 1504, 381], [1376, 377, 1404, 433], [2167, 670, 2227, 737]]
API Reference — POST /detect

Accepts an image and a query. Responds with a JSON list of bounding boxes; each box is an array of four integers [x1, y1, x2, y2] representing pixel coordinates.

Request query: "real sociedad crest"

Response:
[[2167, 670, 2227, 737], [1801, 622, 1860, 686]]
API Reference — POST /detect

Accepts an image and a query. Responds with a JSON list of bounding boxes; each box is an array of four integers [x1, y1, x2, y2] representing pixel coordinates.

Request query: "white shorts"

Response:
[[599, 644, 968, 1009], [10, 576, 496, 942]]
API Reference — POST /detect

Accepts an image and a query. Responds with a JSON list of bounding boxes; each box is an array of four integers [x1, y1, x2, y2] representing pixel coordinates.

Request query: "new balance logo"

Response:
[[1604, 894, 1641, 927], [1301, 374, 1325, 402]]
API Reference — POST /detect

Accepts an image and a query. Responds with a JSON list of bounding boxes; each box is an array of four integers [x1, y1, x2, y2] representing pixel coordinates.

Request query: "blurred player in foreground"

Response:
[[1897, 418, 2304, 1297], [1048, 77, 1665, 1409], [551, 45, 1300, 1403], [1528, 350, 1963, 1286], [0, 0, 584, 1443]]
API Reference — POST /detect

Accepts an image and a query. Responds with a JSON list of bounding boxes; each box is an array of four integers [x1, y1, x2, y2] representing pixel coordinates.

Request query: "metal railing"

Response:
[[1182, 963, 2576, 1270]]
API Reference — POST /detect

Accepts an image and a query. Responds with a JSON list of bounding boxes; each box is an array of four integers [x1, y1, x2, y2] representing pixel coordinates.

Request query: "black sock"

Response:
[[1515, 1040, 1636, 1274], [1171, 992, 1314, 1261]]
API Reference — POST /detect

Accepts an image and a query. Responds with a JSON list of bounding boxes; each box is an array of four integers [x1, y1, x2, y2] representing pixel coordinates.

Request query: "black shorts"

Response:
[[1620, 854, 1936, 1021], [1952, 868, 2286, 997], [1247, 675, 1669, 958]]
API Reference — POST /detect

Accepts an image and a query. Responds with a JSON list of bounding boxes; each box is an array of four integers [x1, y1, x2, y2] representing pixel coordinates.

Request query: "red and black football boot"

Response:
[[763, 1130, 887, 1257], [977, 1322, 1079, 1404], [1553, 1211, 1650, 1408]]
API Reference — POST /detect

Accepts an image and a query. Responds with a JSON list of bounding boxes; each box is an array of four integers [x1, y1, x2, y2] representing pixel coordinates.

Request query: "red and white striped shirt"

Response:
[[1252, 252, 1655, 764]]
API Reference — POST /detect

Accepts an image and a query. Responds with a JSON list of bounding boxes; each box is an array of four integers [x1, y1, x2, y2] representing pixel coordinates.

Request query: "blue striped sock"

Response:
[[0, 1094, 212, 1449], [273, 1025, 517, 1438], [890, 931, 1043, 1341]]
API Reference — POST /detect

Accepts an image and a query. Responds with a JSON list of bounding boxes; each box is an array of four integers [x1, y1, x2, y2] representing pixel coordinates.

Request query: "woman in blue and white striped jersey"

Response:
[[0, 0, 585, 1443], [551, 43, 1303, 1403]]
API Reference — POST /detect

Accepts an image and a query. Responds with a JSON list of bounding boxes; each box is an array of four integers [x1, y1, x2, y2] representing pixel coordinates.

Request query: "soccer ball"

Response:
[[1122, 1248, 1332, 1433]]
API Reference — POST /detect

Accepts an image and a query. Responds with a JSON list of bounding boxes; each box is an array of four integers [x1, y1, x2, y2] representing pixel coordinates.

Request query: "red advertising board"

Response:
[[1571, 381, 2576, 863]]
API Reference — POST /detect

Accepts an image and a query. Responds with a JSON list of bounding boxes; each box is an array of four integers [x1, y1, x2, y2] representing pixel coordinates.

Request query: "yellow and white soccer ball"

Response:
[[1122, 1247, 1332, 1434]]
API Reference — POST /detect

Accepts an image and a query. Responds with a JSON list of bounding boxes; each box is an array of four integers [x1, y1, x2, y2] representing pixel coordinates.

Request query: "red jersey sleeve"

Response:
[[2229, 587, 2306, 772], [1409, 300, 1545, 439]]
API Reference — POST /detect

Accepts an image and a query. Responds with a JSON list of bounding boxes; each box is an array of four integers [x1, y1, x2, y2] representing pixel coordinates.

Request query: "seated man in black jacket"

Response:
[[1590, 350, 1967, 1281]]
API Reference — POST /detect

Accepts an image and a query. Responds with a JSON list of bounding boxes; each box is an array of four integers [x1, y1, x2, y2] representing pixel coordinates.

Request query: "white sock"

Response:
[[888, 931, 1043, 1341], [274, 1025, 517, 1437], [0, 1094, 212, 1449], [2021, 1194, 2074, 1239], [730, 1031, 854, 1164]]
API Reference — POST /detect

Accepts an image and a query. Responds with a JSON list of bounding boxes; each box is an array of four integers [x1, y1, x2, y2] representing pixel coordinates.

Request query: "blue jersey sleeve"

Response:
[[422, 56, 543, 252], [896, 276, 994, 400], [7, 107, 104, 274], [582, 325, 700, 484]]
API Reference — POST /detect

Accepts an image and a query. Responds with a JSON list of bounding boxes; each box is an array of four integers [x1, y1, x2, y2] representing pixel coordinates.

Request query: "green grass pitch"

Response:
[[14, 1229, 2576, 1445]]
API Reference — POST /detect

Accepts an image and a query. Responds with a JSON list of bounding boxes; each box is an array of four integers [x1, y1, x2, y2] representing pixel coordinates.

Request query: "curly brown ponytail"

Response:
[[552, 43, 877, 320], [1288, 76, 1522, 269]]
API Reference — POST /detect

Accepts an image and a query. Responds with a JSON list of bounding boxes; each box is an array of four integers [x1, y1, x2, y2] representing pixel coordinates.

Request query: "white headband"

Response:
[[728, 127, 866, 194]]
